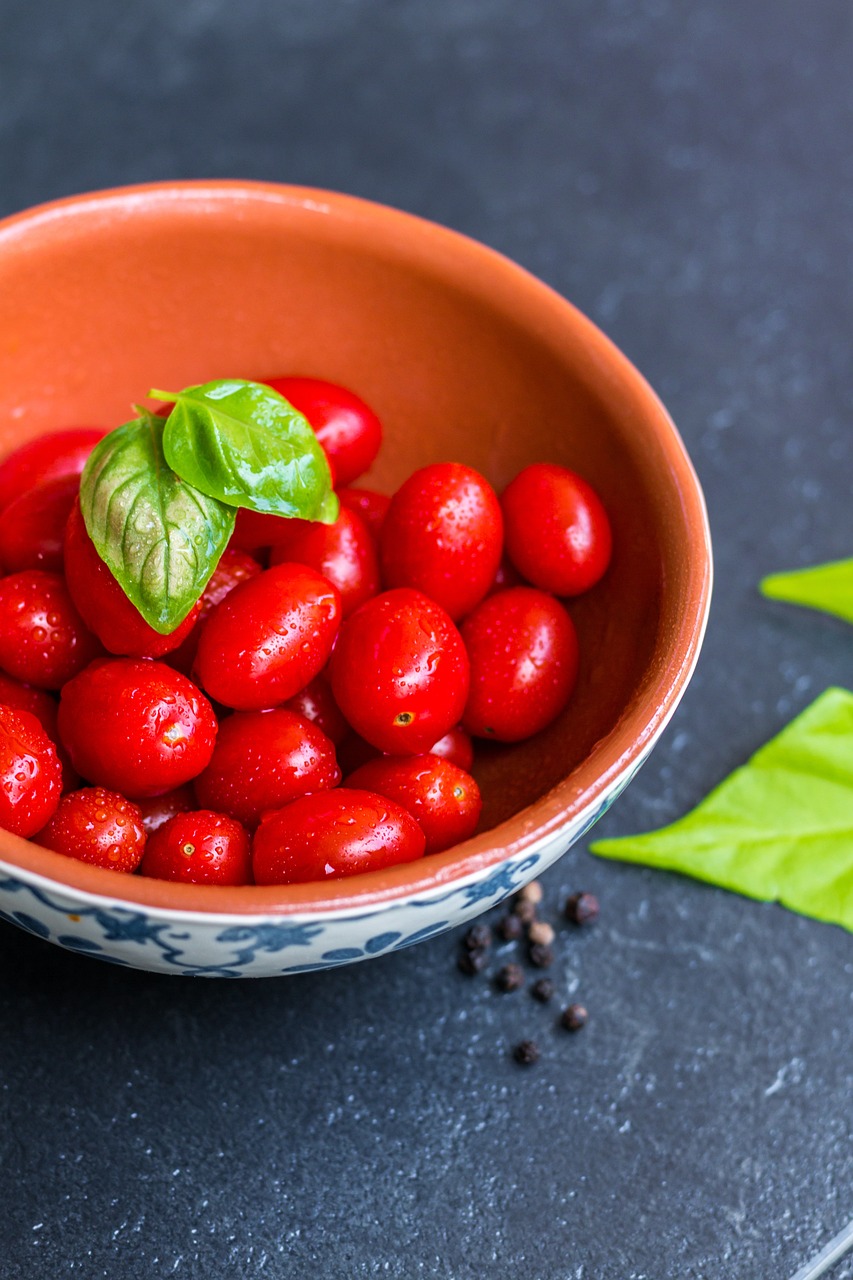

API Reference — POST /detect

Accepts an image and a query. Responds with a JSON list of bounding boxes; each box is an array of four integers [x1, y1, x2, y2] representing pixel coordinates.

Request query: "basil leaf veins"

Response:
[[79, 410, 236, 634]]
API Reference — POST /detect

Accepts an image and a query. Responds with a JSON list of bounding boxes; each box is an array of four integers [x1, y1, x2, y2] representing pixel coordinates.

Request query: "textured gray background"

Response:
[[1, 1, 852, 1277]]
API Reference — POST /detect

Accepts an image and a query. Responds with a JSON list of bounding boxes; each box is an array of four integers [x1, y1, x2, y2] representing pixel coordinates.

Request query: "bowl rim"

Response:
[[0, 178, 712, 918]]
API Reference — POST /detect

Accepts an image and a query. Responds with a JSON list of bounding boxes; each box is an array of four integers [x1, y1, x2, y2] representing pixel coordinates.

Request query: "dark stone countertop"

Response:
[[0, 2, 851, 1276]]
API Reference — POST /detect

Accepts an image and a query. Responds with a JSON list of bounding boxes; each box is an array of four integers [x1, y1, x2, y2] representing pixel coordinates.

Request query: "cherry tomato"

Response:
[[194, 708, 340, 828], [264, 377, 382, 486], [139, 810, 251, 885], [0, 474, 79, 573], [0, 673, 58, 738], [427, 725, 474, 772], [461, 587, 579, 741], [0, 570, 103, 689], [0, 428, 106, 512], [58, 658, 218, 798], [269, 506, 379, 616], [284, 674, 350, 745], [64, 499, 201, 658], [36, 786, 146, 872], [166, 547, 262, 675], [193, 563, 341, 710], [337, 487, 390, 540], [501, 462, 612, 596], [0, 705, 62, 836], [252, 788, 425, 884], [229, 508, 293, 552], [379, 463, 503, 620], [329, 588, 469, 754], [346, 755, 481, 853], [136, 784, 197, 835]]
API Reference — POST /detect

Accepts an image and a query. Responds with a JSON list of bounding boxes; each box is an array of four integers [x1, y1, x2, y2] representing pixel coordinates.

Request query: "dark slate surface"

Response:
[[1, 2, 852, 1276]]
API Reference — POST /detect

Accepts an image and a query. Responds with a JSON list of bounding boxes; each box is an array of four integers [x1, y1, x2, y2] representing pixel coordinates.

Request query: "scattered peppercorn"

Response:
[[495, 962, 525, 992], [463, 923, 492, 952], [528, 920, 554, 946], [528, 942, 554, 969], [560, 1003, 588, 1031], [513, 1039, 540, 1065], [564, 891, 600, 925], [530, 977, 555, 1003], [458, 947, 488, 976], [518, 880, 543, 905], [513, 899, 537, 925], [496, 913, 523, 942]]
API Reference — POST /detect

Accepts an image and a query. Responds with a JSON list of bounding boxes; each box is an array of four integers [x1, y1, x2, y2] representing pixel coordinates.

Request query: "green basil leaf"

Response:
[[760, 558, 853, 625], [79, 410, 236, 634], [591, 687, 853, 932], [157, 379, 338, 523]]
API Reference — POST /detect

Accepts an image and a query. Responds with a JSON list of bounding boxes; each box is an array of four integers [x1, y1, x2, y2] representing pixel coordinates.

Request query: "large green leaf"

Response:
[[591, 687, 853, 931], [158, 379, 338, 522], [760, 558, 853, 625], [79, 410, 235, 634]]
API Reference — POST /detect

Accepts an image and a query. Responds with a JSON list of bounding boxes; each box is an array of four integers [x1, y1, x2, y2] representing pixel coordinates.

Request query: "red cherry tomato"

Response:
[[284, 674, 350, 745], [252, 788, 426, 884], [501, 462, 612, 596], [0, 474, 79, 573], [0, 570, 103, 689], [269, 506, 379, 616], [136, 784, 197, 835], [36, 786, 145, 872], [139, 810, 252, 885], [229, 508, 293, 552], [346, 755, 481, 854], [193, 563, 341, 711], [58, 658, 218, 798], [0, 428, 106, 512], [166, 547, 262, 675], [0, 673, 58, 738], [64, 499, 201, 658], [0, 705, 62, 836], [337, 487, 390, 540], [427, 725, 474, 772], [461, 587, 579, 742], [264, 377, 382, 487], [329, 588, 470, 754], [194, 708, 340, 828], [379, 463, 503, 620]]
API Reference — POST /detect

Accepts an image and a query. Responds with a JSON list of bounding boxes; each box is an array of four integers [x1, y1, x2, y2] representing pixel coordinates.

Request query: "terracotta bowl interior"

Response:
[[0, 183, 710, 913]]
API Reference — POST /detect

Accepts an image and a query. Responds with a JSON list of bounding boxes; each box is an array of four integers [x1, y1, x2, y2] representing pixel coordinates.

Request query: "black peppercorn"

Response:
[[513, 1039, 540, 1065], [457, 947, 487, 976], [560, 1003, 588, 1031], [528, 942, 554, 969], [495, 962, 525, 992], [496, 913, 523, 942], [463, 923, 492, 952], [564, 892, 600, 925], [530, 977, 555, 1003]]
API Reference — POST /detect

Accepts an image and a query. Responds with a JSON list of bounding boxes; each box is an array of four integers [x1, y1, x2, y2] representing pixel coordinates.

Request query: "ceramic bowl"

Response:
[[0, 181, 711, 976]]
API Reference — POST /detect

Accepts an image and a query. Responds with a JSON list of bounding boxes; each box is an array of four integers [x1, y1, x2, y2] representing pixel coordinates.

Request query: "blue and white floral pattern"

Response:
[[0, 757, 643, 976]]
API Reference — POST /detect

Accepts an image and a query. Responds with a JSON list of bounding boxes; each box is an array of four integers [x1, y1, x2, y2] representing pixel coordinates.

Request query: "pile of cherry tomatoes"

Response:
[[0, 377, 611, 886]]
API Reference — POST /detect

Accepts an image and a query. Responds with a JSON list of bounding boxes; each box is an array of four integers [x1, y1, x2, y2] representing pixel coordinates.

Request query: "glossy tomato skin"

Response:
[[346, 754, 481, 854], [0, 570, 103, 689], [0, 428, 106, 512], [284, 675, 350, 746], [501, 463, 612, 596], [193, 563, 341, 711], [379, 463, 503, 620], [64, 500, 200, 658], [427, 725, 474, 772], [194, 708, 340, 828], [337, 487, 390, 541], [36, 786, 146, 872], [0, 474, 79, 573], [264, 377, 382, 487], [329, 588, 470, 755], [166, 547, 262, 675], [269, 506, 379, 616], [0, 705, 62, 836], [461, 587, 580, 742], [139, 810, 252, 885], [252, 788, 426, 885], [136, 784, 197, 834], [0, 673, 58, 738], [58, 658, 218, 798]]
